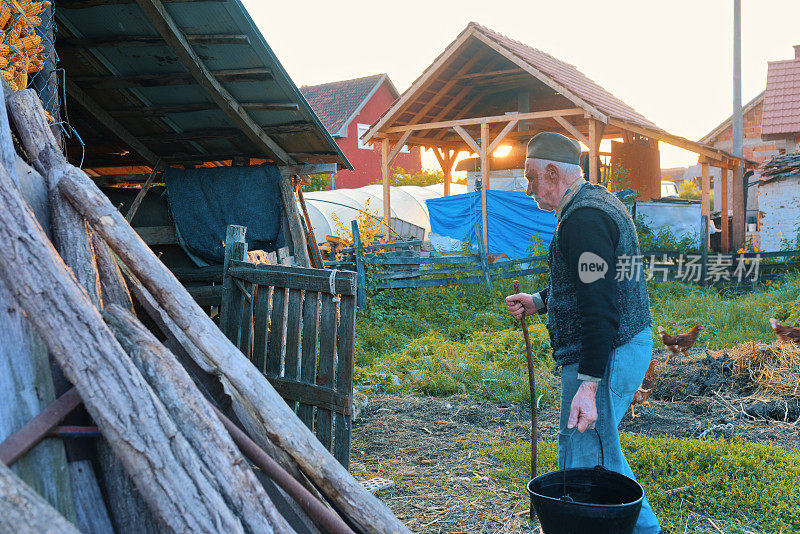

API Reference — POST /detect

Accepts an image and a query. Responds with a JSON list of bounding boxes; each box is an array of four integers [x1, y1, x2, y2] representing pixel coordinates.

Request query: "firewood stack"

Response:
[[0, 85, 409, 534]]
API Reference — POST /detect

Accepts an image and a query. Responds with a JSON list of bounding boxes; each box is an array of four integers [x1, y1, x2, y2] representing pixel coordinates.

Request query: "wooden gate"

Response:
[[219, 226, 356, 468]]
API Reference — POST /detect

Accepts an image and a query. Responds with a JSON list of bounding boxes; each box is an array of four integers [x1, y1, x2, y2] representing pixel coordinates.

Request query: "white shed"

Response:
[[758, 174, 800, 251]]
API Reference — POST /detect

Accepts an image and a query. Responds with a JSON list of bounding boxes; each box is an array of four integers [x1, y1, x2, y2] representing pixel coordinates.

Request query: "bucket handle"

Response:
[[561, 428, 605, 500]]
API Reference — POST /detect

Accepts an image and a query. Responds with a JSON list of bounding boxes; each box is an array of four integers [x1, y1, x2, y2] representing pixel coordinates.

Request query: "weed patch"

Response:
[[490, 435, 800, 533]]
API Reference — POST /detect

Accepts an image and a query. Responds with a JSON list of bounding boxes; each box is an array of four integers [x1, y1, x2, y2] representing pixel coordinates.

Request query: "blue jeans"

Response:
[[559, 327, 661, 534]]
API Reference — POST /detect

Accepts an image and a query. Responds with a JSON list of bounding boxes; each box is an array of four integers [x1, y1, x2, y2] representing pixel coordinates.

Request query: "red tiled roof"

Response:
[[300, 74, 389, 135], [762, 59, 800, 137], [470, 23, 661, 131]]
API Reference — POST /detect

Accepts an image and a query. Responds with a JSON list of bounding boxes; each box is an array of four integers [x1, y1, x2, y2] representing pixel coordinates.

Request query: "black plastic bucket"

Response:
[[526, 429, 644, 534]]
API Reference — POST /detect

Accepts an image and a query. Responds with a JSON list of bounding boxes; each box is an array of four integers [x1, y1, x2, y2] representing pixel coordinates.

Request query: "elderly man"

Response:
[[506, 132, 660, 534]]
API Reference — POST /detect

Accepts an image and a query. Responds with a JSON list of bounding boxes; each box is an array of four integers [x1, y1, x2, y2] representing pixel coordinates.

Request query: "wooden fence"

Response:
[[219, 226, 356, 468]]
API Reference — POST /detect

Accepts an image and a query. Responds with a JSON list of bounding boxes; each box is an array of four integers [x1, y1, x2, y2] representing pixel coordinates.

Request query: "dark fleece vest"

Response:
[[546, 183, 652, 368]]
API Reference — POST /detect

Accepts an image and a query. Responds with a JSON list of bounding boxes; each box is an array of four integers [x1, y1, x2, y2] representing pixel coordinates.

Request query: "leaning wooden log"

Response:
[[0, 461, 81, 534], [0, 81, 77, 523], [53, 156, 409, 533], [93, 232, 135, 311], [0, 164, 245, 534], [103, 304, 292, 534]]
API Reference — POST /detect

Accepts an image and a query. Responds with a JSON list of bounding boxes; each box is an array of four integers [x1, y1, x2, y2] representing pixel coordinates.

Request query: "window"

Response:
[[357, 124, 371, 150]]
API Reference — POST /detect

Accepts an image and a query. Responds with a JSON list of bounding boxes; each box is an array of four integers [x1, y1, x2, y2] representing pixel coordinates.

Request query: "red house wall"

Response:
[[709, 100, 781, 163], [333, 83, 422, 190]]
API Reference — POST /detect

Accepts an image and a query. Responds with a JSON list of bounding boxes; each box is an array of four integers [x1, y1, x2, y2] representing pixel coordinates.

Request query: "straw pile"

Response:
[[728, 341, 800, 399]]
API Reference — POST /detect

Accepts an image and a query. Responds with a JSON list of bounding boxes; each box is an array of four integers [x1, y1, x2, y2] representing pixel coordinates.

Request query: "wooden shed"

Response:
[[363, 22, 756, 251]]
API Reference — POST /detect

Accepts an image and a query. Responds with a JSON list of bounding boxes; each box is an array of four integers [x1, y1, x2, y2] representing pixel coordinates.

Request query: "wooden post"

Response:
[[352, 220, 367, 309], [474, 223, 493, 293], [720, 163, 729, 253], [588, 119, 599, 184], [124, 162, 162, 223], [700, 215, 709, 286], [732, 163, 745, 252], [701, 162, 711, 217], [480, 122, 489, 250], [381, 139, 390, 239], [278, 174, 310, 267], [295, 181, 324, 268], [220, 225, 248, 343], [444, 150, 452, 196]]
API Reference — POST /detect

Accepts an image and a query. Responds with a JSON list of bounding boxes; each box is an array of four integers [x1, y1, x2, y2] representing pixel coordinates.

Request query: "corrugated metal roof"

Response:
[[762, 58, 800, 138], [55, 0, 351, 172]]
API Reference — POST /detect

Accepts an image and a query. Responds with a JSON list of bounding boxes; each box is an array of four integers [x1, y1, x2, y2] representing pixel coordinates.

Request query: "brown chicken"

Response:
[[657, 325, 703, 362], [630, 358, 658, 418], [769, 318, 800, 343]]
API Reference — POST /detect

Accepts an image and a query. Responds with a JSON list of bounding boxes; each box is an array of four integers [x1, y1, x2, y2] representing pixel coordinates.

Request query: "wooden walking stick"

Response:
[[513, 280, 538, 479]]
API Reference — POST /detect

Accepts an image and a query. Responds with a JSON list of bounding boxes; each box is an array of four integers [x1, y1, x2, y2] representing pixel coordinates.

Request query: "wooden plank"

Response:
[[283, 289, 304, 412], [59, 0, 227, 7], [316, 296, 337, 452], [125, 162, 163, 223], [252, 285, 271, 373], [487, 119, 520, 154], [376, 274, 484, 290], [278, 175, 311, 267], [720, 164, 729, 253], [352, 220, 367, 308], [0, 388, 81, 466], [65, 79, 159, 165], [266, 283, 286, 377], [480, 123, 489, 248], [298, 291, 320, 430], [381, 139, 390, 235], [267, 377, 349, 416], [186, 285, 222, 306], [701, 162, 711, 217], [453, 125, 481, 154], [554, 115, 589, 146], [108, 101, 299, 118], [334, 294, 356, 468], [238, 279, 256, 358], [61, 34, 250, 48], [171, 265, 223, 282], [134, 0, 294, 164], [367, 254, 479, 266], [490, 267, 549, 281], [220, 225, 247, 343], [394, 108, 582, 135], [228, 263, 357, 295], [588, 119, 599, 184], [70, 69, 272, 90], [279, 163, 338, 177]]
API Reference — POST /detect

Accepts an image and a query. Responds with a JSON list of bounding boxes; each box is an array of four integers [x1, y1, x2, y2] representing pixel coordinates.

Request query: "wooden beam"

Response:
[[470, 29, 608, 123], [60, 34, 250, 48], [387, 130, 413, 164], [133, 0, 294, 165], [701, 162, 710, 217], [108, 102, 300, 118], [381, 139, 390, 235], [553, 116, 589, 146], [456, 68, 525, 80], [720, 164, 729, 253], [138, 122, 315, 142], [59, 0, 226, 6], [65, 79, 159, 166], [453, 125, 481, 154], [480, 122, 489, 249], [69, 67, 272, 89], [125, 161, 163, 223], [487, 119, 519, 154], [279, 163, 337, 177], [385, 108, 583, 134], [588, 119, 599, 184], [362, 28, 475, 144]]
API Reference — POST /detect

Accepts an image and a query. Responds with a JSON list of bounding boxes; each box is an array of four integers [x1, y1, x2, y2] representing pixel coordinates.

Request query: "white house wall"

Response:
[[758, 177, 800, 251]]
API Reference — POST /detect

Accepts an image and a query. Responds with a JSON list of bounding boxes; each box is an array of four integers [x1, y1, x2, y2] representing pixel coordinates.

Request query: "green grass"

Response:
[[355, 273, 800, 402], [490, 435, 800, 533]]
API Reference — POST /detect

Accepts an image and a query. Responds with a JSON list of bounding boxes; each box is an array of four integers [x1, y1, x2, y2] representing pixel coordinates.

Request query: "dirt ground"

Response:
[[350, 349, 800, 533]]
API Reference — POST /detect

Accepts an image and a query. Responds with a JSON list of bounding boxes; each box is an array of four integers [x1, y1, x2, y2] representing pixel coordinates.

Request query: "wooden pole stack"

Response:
[[0, 88, 410, 533]]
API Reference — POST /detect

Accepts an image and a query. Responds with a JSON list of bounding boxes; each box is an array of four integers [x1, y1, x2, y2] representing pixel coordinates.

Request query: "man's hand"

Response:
[[567, 381, 598, 433], [505, 293, 536, 319]]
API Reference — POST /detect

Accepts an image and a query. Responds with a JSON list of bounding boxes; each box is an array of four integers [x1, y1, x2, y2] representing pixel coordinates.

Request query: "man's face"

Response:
[[525, 158, 560, 211]]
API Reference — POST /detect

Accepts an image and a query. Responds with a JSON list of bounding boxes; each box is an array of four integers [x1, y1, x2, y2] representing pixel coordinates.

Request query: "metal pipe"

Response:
[[732, 0, 743, 157], [211, 405, 355, 534]]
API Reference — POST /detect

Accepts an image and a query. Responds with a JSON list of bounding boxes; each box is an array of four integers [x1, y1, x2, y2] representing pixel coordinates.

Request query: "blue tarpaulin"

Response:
[[426, 190, 557, 258], [165, 164, 285, 266]]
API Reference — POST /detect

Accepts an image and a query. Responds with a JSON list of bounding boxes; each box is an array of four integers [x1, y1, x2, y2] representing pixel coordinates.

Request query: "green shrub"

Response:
[[490, 435, 800, 533]]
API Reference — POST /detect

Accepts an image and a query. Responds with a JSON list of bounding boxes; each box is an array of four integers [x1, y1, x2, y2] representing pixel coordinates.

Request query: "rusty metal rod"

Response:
[[513, 280, 538, 479], [211, 405, 355, 534]]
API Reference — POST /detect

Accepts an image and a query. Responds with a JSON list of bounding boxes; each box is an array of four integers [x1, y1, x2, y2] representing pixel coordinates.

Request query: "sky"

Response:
[[242, 0, 800, 170]]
